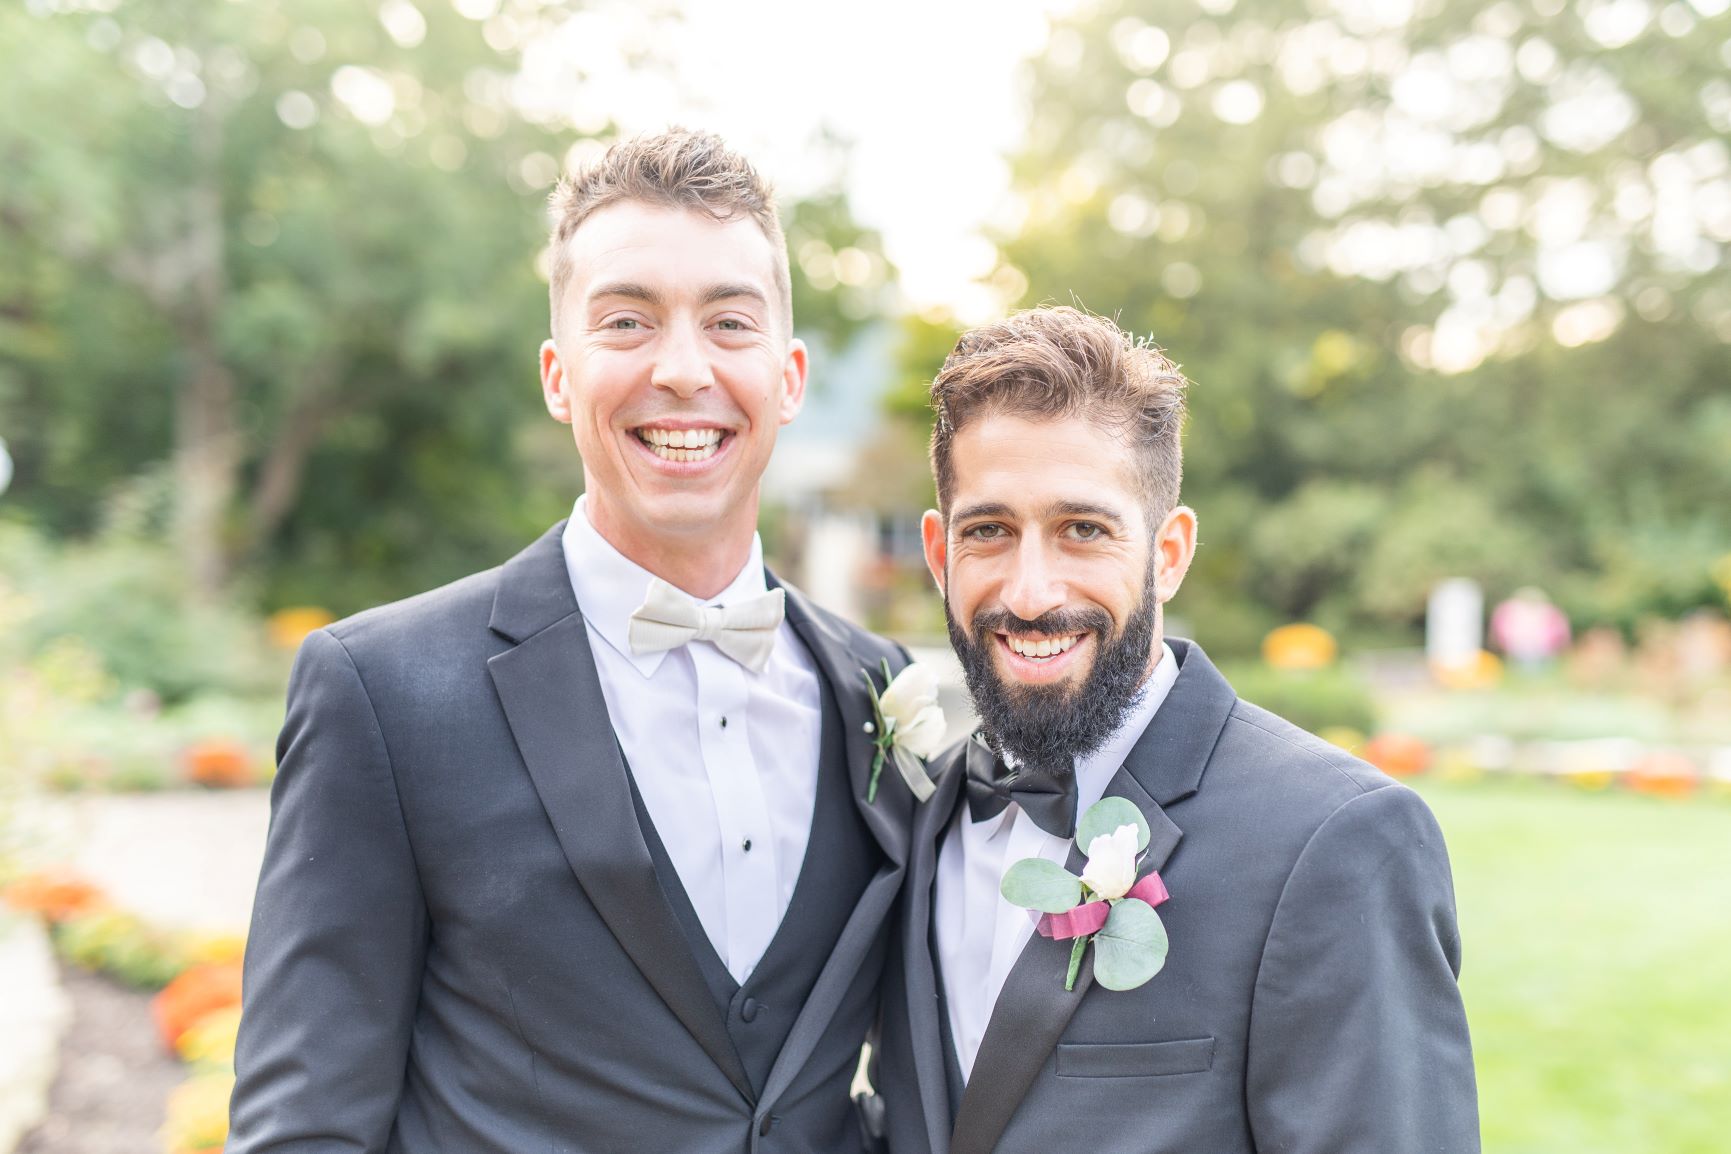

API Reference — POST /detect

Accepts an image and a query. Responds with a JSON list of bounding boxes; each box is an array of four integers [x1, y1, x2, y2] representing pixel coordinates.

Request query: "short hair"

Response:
[[546, 128, 791, 339], [930, 306, 1188, 517]]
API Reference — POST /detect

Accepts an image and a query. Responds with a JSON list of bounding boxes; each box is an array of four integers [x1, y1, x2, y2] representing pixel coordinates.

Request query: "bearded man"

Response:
[[875, 306, 1479, 1154]]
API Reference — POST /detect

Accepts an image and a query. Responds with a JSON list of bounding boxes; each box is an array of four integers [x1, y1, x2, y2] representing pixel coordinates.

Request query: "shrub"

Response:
[[1220, 661, 1379, 735]]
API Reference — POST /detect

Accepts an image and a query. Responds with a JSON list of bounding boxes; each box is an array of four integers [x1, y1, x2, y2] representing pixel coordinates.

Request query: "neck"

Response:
[[584, 493, 760, 601]]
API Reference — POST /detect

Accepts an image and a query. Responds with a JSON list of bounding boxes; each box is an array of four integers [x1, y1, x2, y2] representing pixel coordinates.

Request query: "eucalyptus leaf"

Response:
[[1077, 796, 1151, 854], [1092, 898, 1169, 991], [1000, 858, 1083, 914]]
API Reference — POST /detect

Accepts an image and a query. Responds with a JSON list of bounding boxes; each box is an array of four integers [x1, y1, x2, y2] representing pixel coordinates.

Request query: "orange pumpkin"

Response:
[[152, 961, 244, 1050], [1362, 732, 1432, 778], [182, 741, 254, 788], [2, 871, 107, 923], [266, 607, 336, 650], [1625, 751, 1699, 800], [1262, 624, 1338, 671]]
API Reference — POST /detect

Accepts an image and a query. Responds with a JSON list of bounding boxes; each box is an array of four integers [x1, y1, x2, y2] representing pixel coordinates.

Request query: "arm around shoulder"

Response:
[[228, 628, 431, 1153], [1246, 783, 1479, 1154]]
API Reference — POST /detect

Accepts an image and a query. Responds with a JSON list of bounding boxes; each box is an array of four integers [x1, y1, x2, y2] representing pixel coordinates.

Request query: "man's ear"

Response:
[[777, 338, 809, 425], [1154, 505, 1198, 602], [921, 509, 947, 595], [540, 339, 572, 424]]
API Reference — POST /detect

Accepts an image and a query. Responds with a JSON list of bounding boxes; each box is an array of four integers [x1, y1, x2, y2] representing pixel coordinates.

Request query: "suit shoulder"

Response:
[[1215, 698, 1404, 815], [324, 564, 503, 658], [784, 583, 907, 666]]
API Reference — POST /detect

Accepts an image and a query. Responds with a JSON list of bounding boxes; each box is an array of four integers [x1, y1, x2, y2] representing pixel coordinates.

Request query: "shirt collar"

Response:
[[560, 495, 769, 678]]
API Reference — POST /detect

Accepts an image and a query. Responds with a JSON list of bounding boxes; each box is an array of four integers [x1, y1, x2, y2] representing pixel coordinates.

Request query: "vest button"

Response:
[[740, 997, 760, 1023]]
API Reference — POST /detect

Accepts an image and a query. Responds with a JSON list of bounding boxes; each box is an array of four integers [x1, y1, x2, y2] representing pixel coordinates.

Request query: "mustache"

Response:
[[970, 606, 1113, 639]]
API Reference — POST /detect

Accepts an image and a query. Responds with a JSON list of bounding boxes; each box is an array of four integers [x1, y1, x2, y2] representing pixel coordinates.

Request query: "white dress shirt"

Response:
[[561, 497, 822, 984], [935, 642, 1179, 1081]]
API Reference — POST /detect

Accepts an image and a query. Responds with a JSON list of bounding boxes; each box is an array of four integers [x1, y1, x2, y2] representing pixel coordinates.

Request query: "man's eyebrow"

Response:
[[951, 501, 1016, 522], [700, 282, 770, 308], [1047, 500, 1128, 525], [587, 281, 663, 307], [950, 500, 1130, 524]]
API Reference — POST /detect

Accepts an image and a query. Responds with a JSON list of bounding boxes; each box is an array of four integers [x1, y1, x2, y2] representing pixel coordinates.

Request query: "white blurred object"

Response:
[[0, 435, 12, 496], [1426, 578, 1484, 668], [802, 511, 874, 625]]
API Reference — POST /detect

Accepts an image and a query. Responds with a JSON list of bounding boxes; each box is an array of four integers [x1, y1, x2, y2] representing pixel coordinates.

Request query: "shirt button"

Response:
[[742, 837, 752, 852], [720, 715, 728, 728], [741, 997, 760, 1023]]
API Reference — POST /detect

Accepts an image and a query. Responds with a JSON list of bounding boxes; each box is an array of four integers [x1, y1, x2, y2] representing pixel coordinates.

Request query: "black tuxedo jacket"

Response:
[[228, 522, 917, 1152], [877, 639, 1479, 1154]]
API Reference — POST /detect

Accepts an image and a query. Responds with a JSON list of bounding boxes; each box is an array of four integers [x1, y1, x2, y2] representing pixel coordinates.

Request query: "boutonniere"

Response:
[[861, 659, 944, 803], [1000, 797, 1170, 991]]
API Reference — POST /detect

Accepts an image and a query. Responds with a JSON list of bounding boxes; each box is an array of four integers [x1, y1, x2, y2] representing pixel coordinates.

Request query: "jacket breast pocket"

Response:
[[1055, 1037, 1216, 1078]]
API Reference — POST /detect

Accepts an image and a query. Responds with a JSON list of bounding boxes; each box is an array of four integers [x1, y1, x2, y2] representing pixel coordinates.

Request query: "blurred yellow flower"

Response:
[[1262, 624, 1337, 671], [267, 607, 336, 650], [183, 932, 247, 966], [175, 1004, 243, 1068], [1431, 649, 1503, 690], [1317, 726, 1366, 754], [160, 1071, 234, 1153]]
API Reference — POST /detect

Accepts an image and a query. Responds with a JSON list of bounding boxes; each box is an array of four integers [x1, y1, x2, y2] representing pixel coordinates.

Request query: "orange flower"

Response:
[[1362, 732, 1433, 778], [1262, 624, 1338, 671], [152, 961, 244, 1050], [182, 741, 254, 788], [267, 607, 336, 650], [2, 870, 107, 923], [1626, 751, 1699, 800]]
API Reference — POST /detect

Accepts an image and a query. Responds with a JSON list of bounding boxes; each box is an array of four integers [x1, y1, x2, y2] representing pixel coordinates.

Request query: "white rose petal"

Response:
[[1079, 824, 1141, 900], [895, 704, 948, 759], [878, 662, 940, 724]]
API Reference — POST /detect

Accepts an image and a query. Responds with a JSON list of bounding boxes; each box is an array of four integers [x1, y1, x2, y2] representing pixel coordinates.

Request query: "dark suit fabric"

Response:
[[228, 522, 913, 1153], [878, 639, 1479, 1154]]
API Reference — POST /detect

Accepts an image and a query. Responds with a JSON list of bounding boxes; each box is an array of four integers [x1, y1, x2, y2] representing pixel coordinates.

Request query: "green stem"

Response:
[[867, 745, 885, 803], [1064, 935, 1089, 991]]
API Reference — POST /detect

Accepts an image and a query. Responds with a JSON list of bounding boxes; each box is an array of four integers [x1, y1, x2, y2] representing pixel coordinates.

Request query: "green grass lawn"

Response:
[[1412, 778, 1731, 1153]]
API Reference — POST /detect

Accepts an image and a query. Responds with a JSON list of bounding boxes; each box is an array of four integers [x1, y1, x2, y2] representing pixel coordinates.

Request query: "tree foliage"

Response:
[[988, 0, 1731, 646]]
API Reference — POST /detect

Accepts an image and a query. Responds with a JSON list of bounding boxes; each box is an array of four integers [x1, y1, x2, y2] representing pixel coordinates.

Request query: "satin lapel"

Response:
[[486, 528, 753, 1103], [758, 583, 920, 1110], [777, 581, 912, 869], [903, 743, 968, 1154]]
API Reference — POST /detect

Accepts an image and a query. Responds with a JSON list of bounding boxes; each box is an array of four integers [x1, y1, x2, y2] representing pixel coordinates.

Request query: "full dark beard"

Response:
[[947, 568, 1160, 779]]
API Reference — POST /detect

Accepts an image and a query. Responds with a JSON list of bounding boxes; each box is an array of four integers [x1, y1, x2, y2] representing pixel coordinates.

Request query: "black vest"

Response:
[[627, 675, 880, 1099]]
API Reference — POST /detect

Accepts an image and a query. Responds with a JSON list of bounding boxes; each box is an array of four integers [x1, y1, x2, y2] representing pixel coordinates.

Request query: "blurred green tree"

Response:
[[982, 0, 1731, 647], [0, 0, 889, 613]]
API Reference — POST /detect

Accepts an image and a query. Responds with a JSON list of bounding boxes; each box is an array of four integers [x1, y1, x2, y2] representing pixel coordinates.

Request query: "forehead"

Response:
[[562, 201, 781, 304], [948, 413, 1143, 517]]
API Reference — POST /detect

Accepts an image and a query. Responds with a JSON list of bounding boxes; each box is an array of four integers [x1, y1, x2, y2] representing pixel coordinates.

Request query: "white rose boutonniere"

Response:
[[862, 659, 944, 803]]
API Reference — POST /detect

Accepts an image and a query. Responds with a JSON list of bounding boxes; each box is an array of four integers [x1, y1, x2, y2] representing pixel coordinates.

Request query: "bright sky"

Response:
[[515, 0, 1084, 320]]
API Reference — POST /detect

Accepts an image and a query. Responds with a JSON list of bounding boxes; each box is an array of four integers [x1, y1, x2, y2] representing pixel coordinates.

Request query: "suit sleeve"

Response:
[[1246, 784, 1479, 1154], [228, 628, 431, 1153]]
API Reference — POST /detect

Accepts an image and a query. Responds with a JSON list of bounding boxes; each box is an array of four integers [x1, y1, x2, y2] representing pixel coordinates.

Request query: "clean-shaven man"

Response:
[[877, 307, 1478, 1153], [229, 130, 921, 1153]]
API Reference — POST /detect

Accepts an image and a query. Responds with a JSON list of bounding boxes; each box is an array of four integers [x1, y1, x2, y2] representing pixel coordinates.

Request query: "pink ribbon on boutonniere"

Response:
[[1035, 870, 1169, 940]]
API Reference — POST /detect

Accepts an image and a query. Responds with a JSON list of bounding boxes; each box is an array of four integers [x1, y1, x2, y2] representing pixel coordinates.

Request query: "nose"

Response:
[[999, 535, 1067, 623], [650, 318, 715, 398]]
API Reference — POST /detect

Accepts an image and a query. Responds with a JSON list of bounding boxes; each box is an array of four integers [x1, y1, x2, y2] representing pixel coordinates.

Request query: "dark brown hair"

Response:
[[930, 306, 1188, 516], [546, 128, 791, 338]]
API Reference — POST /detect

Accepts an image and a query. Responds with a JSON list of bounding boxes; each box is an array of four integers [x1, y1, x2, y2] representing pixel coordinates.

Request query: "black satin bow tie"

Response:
[[963, 734, 1078, 839]]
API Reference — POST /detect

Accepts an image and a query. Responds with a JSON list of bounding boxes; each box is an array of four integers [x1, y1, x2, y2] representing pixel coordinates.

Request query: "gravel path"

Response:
[[14, 967, 183, 1154]]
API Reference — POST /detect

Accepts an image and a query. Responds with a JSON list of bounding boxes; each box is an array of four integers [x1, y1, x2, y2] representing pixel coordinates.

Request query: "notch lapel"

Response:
[[486, 524, 753, 1102], [777, 581, 913, 868], [947, 639, 1235, 1154]]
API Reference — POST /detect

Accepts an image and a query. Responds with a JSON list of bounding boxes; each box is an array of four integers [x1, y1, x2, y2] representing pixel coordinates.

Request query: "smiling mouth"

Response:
[[634, 426, 727, 463], [1002, 633, 1081, 662]]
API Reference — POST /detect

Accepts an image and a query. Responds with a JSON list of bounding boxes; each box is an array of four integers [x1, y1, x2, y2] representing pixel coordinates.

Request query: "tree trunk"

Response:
[[172, 94, 236, 600]]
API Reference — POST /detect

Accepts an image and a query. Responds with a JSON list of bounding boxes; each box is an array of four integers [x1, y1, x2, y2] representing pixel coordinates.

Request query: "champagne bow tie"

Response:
[[963, 733, 1078, 839], [627, 577, 785, 673]]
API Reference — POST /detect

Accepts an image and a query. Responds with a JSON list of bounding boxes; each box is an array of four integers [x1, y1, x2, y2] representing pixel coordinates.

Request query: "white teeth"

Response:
[[1007, 635, 1079, 659], [637, 428, 724, 461]]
